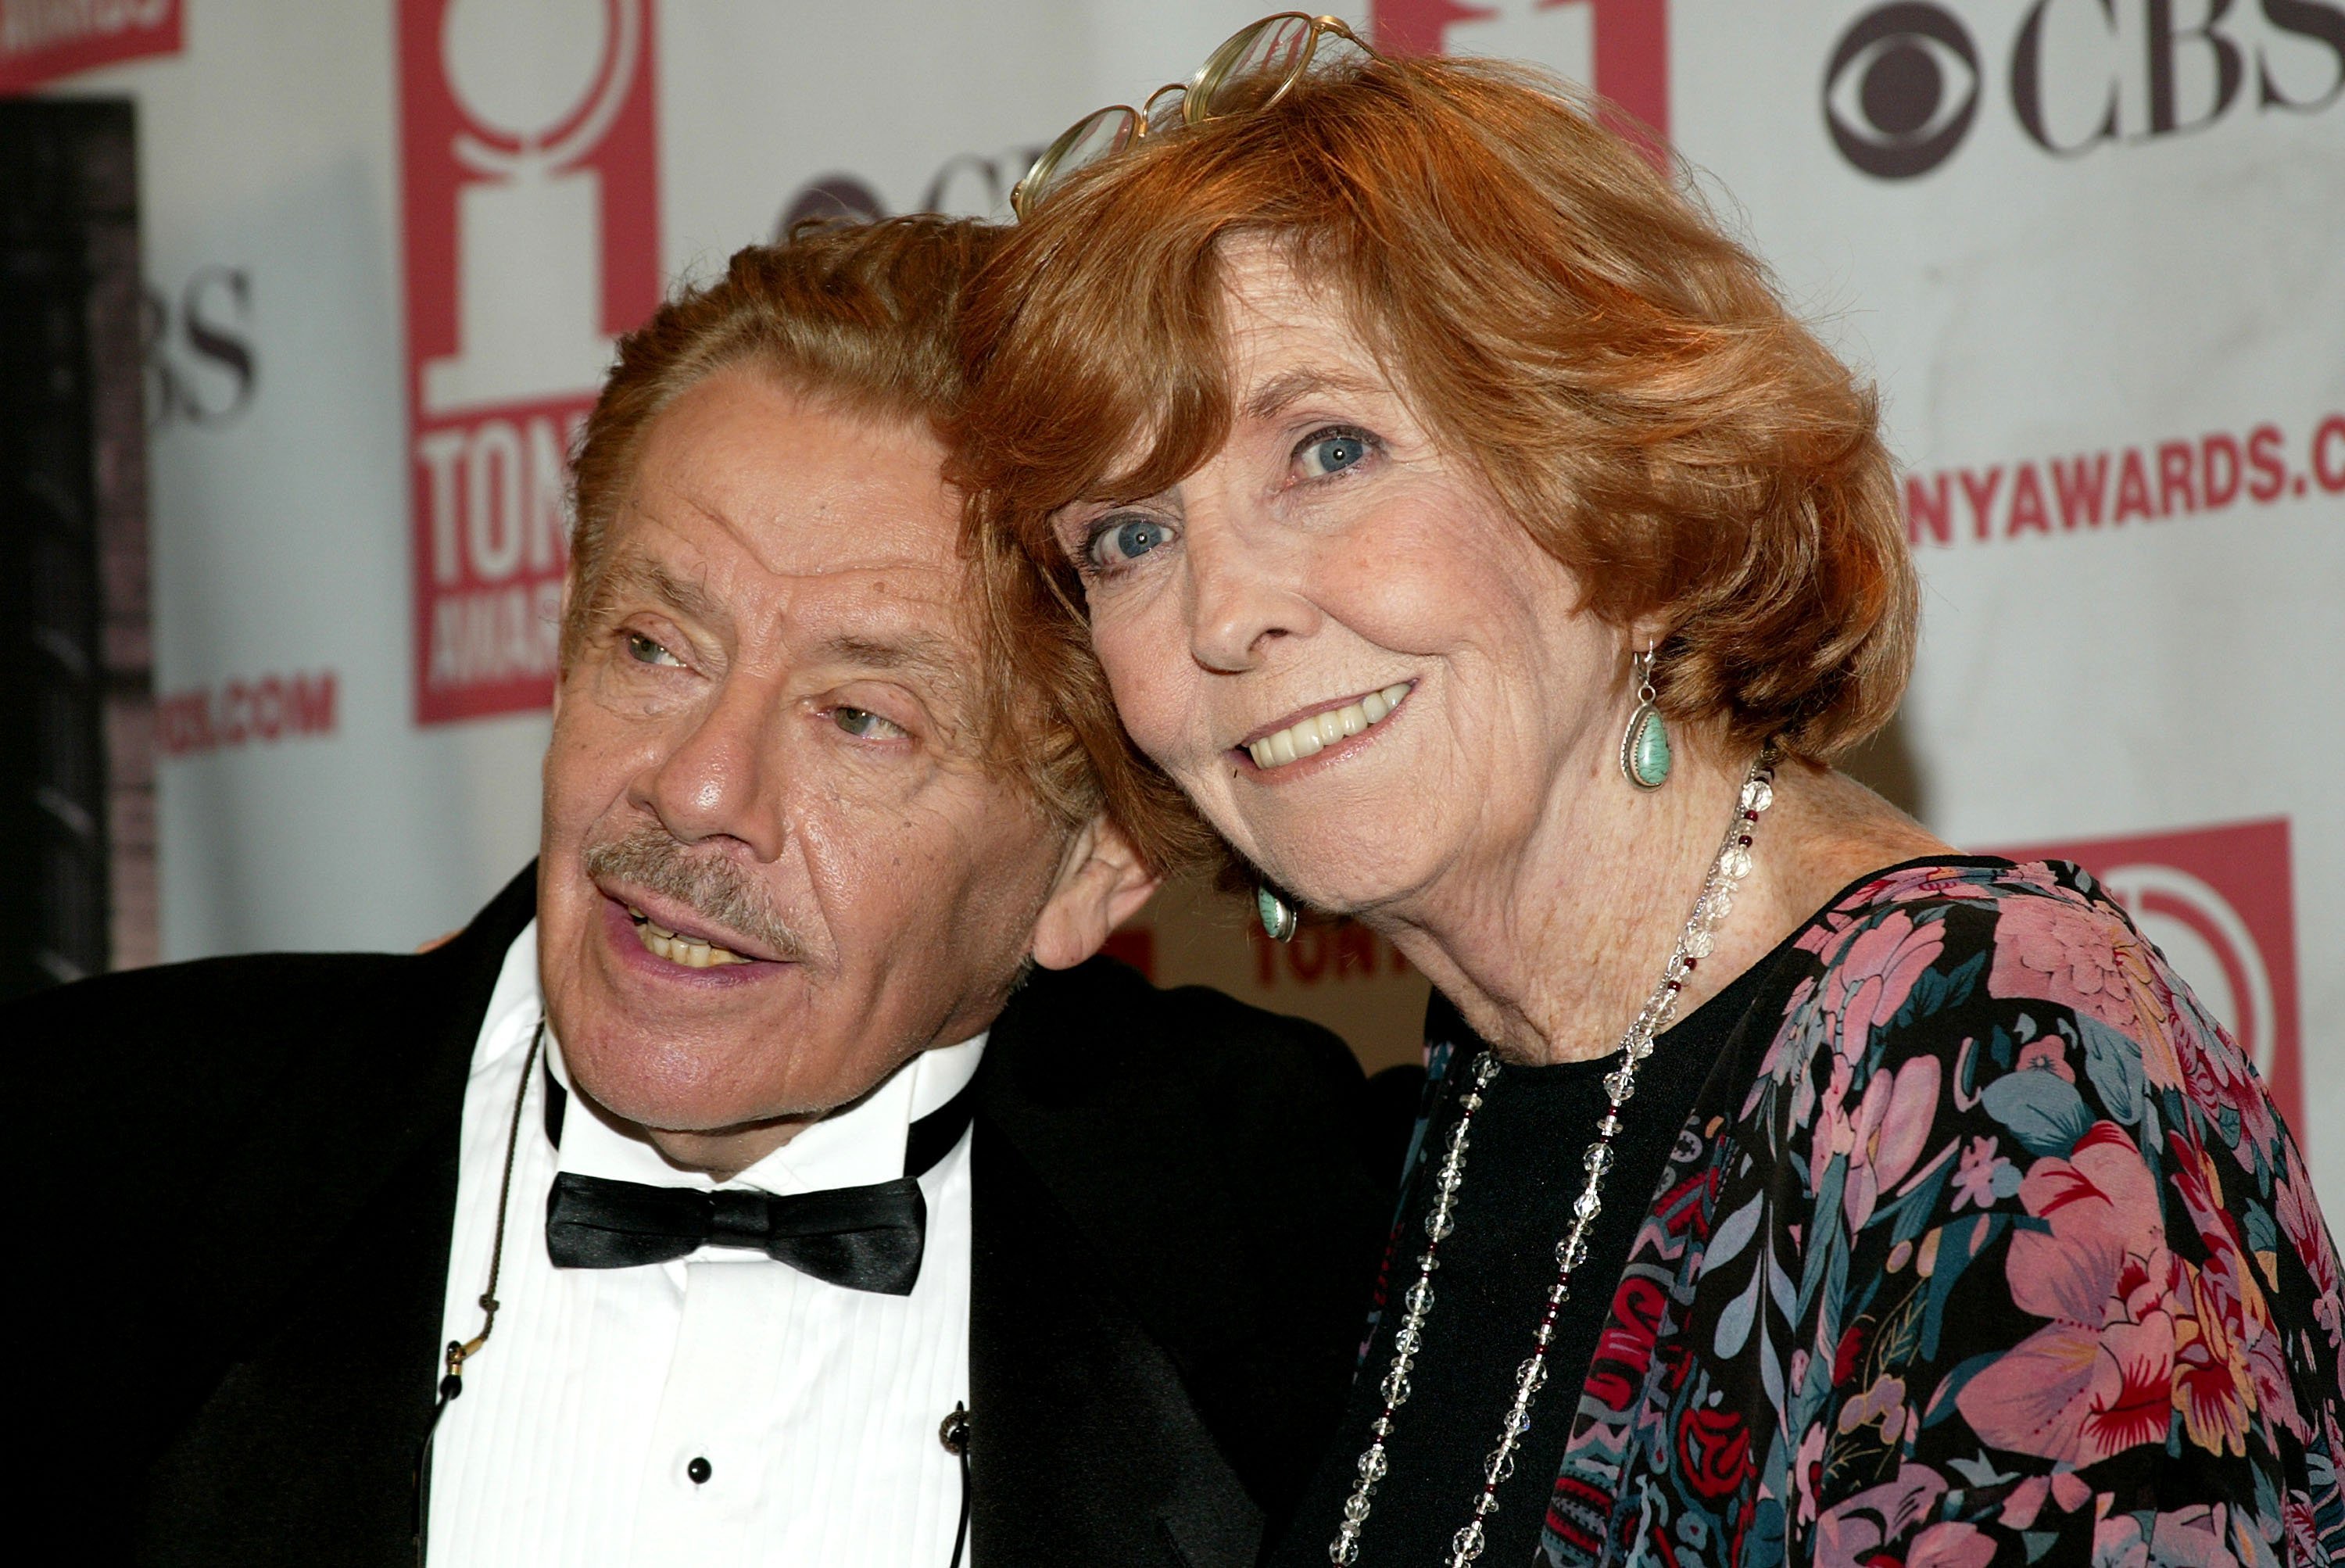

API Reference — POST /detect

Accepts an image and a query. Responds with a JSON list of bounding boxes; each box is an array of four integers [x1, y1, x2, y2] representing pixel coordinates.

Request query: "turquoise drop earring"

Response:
[[1256, 882, 1298, 942], [1620, 646, 1672, 790]]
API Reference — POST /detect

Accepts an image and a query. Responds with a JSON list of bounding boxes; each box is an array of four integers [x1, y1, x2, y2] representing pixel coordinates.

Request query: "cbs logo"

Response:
[[1825, 0, 2345, 180], [1824, 2, 1982, 179]]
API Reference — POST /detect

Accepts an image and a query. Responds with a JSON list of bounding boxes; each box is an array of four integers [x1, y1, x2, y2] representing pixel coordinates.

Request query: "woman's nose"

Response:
[[631, 676, 789, 861], [1184, 506, 1320, 672]]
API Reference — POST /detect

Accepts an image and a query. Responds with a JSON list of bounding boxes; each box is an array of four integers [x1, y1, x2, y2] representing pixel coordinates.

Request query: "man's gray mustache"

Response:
[[582, 831, 809, 961]]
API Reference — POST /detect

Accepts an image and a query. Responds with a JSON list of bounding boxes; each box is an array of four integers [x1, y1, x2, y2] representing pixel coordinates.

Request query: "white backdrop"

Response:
[[29, 0, 2343, 1197]]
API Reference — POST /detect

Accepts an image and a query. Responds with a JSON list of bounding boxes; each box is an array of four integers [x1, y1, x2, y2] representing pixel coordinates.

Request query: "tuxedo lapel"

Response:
[[140, 1108, 463, 1566], [13, 874, 1375, 1567], [967, 1116, 1264, 1568], [130, 866, 538, 1566]]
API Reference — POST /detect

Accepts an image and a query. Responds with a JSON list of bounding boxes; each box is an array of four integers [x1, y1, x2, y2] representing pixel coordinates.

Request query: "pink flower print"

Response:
[[1813, 1052, 1859, 1196], [2000, 1475, 2053, 1530], [2003, 861, 2064, 894], [1881, 864, 2000, 905], [2170, 999, 2276, 1173], [1815, 1464, 1947, 1568], [1908, 1523, 1996, 1568], [2146, 1504, 2244, 1568], [2274, 1143, 2343, 1358], [1759, 978, 1820, 1100], [1795, 911, 1855, 958], [2171, 1261, 2255, 1459], [1953, 1135, 2016, 1212], [1957, 1123, 2182, 1465], [1792, 1421, 1826, 1529], [2284, 1491, 2321, 1568], [2243, 1316, 2306, 1442], [2168, 1131, 2280, 1339], [1822, 911, 1946, 1053], [1843, 1055, 1942, 1230], [1837, 1373, 1908, 1444], [2003, 1473, 2097, 1531], [1989, 898, 2175, 1086], [2095, 1514, 2149, 1568], [2016, 1034, 2076, 1082]]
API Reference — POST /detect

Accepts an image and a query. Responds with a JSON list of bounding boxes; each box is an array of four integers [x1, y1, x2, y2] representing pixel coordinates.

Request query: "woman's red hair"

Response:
[[956, 51, 1917, 878]]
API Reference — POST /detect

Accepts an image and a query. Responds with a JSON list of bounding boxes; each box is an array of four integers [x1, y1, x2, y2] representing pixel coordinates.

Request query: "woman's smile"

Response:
[[1236, 680, 1415, 772]]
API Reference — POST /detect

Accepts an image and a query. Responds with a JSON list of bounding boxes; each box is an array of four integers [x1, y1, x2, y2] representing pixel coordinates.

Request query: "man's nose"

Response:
[[1184, 499, 1320, 673], [632, 675, 789, 861]]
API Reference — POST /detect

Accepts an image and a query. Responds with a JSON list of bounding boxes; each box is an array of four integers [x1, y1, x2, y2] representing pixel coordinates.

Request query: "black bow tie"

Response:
[[541, 1065, 976, 1295]]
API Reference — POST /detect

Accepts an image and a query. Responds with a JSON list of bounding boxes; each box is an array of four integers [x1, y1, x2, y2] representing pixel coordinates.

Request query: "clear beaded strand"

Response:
[[1330, 1051, 1503, 1566], [1446, 755, 1774, 1567], [1327, 752, 1777, 1568]]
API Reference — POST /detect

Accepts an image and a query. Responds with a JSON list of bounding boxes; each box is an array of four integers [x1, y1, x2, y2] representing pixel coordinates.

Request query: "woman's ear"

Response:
[[1029, 815, 1162, 972], [1624, 614, 1674, 666]]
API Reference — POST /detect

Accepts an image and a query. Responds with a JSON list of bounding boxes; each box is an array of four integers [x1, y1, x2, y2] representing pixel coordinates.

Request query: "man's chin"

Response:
[[542, 946, 821, 1135], [557, 1023, 815, 1137]]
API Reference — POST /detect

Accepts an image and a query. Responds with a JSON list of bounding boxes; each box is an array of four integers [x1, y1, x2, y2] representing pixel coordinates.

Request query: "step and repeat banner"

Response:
[[20, 0, 2341, 1188]]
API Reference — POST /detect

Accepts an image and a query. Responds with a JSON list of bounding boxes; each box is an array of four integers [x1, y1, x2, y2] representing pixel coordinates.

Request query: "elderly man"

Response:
[[9, 217, 1389, 1568]]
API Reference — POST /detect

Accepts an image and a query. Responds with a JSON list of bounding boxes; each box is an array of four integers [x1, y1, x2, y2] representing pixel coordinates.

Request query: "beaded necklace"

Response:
[[1330, 753, 1778, 1566]]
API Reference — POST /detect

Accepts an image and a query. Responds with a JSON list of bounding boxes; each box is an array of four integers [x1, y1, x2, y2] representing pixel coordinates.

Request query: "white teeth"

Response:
[[632, 915, 750, 967], [1246, 682, 1412, 771]]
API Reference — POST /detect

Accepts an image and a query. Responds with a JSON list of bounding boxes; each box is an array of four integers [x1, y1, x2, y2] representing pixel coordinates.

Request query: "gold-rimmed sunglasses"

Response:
[[1009, 13, 1375, 220]]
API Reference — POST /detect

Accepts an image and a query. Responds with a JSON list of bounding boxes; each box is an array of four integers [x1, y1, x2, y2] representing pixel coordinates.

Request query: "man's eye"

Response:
[[831, 707, 908, 741], [1296, 427, 1376, 479], [625, 631, 685, 667], [1087, 515, 1172, 570]]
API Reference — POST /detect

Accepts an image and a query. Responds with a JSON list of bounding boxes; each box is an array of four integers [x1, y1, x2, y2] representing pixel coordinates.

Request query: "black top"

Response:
[[1271, 939, 1791, 1568], [1, 863, 1392, 1568]]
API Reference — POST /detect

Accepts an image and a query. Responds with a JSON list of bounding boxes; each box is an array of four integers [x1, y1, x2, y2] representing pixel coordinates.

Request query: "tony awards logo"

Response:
[[399, 0, 661, 723]]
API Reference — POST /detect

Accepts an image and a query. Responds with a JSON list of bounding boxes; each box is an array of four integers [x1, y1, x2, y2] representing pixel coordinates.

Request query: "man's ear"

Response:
[[1029, 815, 1162, 972]]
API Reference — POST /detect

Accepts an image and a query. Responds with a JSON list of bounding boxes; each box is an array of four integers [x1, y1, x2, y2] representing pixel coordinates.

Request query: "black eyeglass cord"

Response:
[[414, 1018, 544, 1564], [410, 1018, 976, 1567], [940, 1402, 973, 1568]]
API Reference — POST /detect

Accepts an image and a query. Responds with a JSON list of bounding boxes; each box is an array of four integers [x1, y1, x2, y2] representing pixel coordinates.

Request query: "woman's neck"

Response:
[[1366, 749, 1951, 1065]]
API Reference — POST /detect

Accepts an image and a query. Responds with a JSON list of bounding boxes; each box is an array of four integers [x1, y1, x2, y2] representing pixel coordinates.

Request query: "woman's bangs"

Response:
[[999, 196, 1240, 541]]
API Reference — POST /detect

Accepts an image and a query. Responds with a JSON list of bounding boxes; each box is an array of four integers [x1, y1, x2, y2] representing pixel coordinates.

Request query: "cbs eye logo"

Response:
[[1824, 2, 1982, 179]]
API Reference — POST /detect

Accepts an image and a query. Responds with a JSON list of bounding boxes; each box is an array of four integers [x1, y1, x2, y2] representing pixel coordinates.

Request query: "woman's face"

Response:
[[1052, 242, 1627, 915]]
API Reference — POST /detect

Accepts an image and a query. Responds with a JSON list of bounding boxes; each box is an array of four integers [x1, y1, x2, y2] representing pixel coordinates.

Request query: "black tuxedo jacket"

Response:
[[6, 865, 1391, 1567]]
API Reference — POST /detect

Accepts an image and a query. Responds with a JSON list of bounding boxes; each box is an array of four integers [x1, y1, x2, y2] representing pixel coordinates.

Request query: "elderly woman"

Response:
[[954, 17, 2345, 1568]]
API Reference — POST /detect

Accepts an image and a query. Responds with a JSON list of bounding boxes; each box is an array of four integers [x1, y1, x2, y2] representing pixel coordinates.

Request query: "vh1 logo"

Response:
[[1373, 0, 1670, 148], [398, 0, 660, 723], [1991, 818, 2305, 1140]]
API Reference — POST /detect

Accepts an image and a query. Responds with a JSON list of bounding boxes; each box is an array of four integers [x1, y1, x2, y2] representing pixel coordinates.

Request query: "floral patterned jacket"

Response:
[[1531, 860, 2345, 1568]]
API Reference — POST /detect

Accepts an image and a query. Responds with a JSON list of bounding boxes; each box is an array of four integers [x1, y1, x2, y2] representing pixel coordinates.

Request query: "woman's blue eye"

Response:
[[1298, 429, 1373, 478], [1092, 516, 1169, 567]]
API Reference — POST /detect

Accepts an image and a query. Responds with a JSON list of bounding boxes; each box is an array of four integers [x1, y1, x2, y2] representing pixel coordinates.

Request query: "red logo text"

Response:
[[156, 670, 339, 758], [0, 0, 180, 91], [398, 0, 660, 724]]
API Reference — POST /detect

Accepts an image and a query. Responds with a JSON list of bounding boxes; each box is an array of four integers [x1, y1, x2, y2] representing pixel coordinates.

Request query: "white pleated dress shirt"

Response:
[[426, 922, 979, 1568]]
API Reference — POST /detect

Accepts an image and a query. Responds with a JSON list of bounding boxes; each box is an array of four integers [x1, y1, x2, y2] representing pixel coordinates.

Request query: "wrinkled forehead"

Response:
[[597, 371, 989, 655]]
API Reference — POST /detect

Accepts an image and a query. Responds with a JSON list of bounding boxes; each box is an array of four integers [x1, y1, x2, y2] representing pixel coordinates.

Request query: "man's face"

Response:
[[539, 367, 1074, 1155]]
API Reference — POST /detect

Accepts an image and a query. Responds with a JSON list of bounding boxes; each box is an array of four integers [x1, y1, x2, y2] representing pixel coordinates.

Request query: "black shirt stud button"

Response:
[[687, 1456, 712, 1485]]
